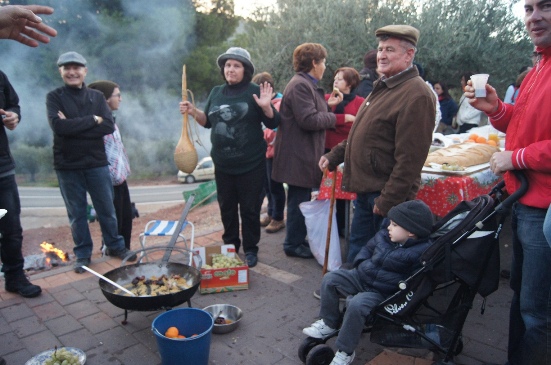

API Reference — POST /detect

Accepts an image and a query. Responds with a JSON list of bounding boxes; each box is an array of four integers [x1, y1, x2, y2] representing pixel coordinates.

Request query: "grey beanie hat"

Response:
[[216, 47, 255, 74], [57, 51, 87, 67], [387, 200, 433, 238]]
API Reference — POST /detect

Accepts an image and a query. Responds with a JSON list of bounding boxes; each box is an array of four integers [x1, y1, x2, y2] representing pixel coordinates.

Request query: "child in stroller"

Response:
[[302, 200, 434, 365]]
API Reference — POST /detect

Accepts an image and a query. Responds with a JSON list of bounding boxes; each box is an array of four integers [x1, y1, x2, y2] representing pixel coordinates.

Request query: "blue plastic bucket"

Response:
[[152, 308, 214, 365]]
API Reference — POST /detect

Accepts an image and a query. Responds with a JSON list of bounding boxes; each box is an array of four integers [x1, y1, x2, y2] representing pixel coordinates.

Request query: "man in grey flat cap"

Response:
[[46, 51, 137, 274], [320, 24, 435, 271]]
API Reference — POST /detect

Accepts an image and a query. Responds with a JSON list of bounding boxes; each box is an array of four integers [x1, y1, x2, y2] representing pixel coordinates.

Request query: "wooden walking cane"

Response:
[[322, 168, 338, 275]]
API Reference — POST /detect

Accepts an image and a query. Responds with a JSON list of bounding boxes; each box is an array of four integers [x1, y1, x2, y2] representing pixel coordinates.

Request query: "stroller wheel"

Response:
[[298, 337, 324, 363], [305, 344, 334, 365]]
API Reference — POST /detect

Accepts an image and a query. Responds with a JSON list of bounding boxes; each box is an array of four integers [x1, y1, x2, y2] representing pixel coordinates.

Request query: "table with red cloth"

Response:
[[318, 165, 502, 218], [416, 167, 502, 217]]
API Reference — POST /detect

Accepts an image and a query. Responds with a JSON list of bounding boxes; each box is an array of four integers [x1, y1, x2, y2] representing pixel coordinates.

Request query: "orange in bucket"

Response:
[[165, 326, 179, 338]]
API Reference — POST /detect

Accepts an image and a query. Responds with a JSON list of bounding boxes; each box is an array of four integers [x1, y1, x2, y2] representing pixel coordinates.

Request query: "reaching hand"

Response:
[[0, 5, 57, 48]]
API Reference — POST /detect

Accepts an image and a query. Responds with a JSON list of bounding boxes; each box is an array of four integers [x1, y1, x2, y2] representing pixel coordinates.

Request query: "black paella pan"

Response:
[[98, 195, 201, 316]]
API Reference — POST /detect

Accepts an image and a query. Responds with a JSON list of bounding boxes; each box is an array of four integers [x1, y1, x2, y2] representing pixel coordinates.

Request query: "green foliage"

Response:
[[12, 145, 53, 182], [123, 139, 179, 179], [416, 0, 532, 95], [4, 0, 535, 184], [243, 0, 532, 96], [185, 45, 227, 100], [183, 0, 240, 98]]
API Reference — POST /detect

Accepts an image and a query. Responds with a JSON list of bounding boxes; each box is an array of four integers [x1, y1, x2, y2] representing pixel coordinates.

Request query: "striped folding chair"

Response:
[[138, 219, 195, 258]]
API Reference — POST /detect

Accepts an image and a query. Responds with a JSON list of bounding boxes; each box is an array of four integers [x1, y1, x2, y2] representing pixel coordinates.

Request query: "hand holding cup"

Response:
[[470, 74, 490, 98]]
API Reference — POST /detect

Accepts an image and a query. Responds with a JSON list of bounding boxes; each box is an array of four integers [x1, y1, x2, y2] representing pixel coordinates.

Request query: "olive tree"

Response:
[[242, 0, 532, 96], [416, 0, 532, 95], [241, 0, 415, 91]]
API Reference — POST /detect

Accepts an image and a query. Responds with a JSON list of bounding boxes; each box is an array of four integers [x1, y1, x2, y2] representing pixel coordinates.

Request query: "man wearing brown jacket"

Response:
[[320, 25, 435, 264]]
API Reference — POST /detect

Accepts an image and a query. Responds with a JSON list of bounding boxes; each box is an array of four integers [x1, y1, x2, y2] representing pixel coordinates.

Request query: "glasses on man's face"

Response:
[[110, 93, 121, 99]]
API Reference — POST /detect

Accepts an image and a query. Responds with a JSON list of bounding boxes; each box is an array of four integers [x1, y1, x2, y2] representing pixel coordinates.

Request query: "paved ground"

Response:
[[0, 205, 514, 365]]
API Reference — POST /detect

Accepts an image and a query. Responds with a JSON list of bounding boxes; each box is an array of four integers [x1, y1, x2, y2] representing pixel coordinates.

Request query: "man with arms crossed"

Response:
[[46, 52, 136, 274]]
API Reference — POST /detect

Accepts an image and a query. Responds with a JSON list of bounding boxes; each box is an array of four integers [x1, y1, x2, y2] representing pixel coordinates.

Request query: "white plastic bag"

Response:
[[300, 199, 342, 271]]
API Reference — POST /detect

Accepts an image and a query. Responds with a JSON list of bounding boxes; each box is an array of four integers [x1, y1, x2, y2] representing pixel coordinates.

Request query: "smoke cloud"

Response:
[[4, 0, 212, 172]]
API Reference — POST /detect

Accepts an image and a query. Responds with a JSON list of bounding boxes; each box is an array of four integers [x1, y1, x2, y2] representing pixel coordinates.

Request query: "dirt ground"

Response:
[[21, 198, 223, 259]]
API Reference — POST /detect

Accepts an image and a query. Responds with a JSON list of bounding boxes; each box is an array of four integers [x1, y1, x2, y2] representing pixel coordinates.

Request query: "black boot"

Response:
[[5, 272, 42, 298], [0, 356, 6, 365]]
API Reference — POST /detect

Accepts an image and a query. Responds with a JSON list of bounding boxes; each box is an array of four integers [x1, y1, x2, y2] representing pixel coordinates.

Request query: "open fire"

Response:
[[23, 242, 71, 272], [40, 241, 70, 262]]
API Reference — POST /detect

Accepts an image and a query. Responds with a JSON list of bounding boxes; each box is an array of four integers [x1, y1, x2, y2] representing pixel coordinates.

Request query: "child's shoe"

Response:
[[302, 319, 337, 338]]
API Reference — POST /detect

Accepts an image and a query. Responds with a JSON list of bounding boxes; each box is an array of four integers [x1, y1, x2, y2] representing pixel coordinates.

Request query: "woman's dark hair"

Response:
[[219, 59, 253, 84], [363, 50, 377, 69], [434, 81, 452, 99], [334, 67, 361, 91], [461, 71, 476, 83], [515, 69, 530, 87], [293, 43, 327, 73], [252, 72, 274, 88]]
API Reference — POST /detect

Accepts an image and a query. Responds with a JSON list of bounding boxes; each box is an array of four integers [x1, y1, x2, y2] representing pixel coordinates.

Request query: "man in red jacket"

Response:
[[465, 1, 551, 363]]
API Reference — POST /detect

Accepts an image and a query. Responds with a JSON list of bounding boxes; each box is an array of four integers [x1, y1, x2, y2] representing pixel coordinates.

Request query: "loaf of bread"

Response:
[[424, 143, 500, 167]]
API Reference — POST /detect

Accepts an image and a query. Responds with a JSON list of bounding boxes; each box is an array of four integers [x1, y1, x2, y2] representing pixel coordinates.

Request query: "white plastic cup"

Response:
[[470, 74, 490, 98]]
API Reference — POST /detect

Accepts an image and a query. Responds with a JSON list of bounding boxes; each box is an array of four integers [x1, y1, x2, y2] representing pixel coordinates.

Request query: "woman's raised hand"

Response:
[[254, 82, 275, 117]]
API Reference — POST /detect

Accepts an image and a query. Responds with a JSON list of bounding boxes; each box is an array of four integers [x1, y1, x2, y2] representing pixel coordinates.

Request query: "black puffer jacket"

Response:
[[0, 71, 20, 174], [353, 225, 432, 297]]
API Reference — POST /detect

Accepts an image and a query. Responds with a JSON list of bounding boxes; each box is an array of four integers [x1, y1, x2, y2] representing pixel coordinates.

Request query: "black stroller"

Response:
[[298, 171, 528, 365]]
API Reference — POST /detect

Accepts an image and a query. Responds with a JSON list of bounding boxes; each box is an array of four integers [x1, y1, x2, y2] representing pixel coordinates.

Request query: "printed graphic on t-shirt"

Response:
[[208, 102, 249, 157]]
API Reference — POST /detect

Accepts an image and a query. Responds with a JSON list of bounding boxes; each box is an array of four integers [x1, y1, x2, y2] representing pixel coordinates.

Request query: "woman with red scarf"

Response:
[[324, 67, 365, 236], [434, 81, 458, 135]]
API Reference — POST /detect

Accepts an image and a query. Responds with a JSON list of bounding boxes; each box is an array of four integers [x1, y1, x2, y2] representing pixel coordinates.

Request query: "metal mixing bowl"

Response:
[[203, 304, 243, 334]]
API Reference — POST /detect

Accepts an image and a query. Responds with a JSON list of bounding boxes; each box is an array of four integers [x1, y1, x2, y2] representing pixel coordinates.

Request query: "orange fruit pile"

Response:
[[164, 326, 198, 339], [464, 133, 498, 146], [165, 326, 185, 338]]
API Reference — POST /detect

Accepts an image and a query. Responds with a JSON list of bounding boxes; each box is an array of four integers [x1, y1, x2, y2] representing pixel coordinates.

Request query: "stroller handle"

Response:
[[494, 170, 528, 214]]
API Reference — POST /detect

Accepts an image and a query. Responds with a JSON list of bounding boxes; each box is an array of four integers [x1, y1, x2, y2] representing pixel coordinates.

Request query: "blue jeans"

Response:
[[319, 269, 384, 354], [0, 174, 24, 275], [346, 192, 383, 263], [508, 203, 551, 365], [543, 204, 551, 247], [56, 167, 125, 260], [284, 185, 311, 252], [265, 158, 286, 221]]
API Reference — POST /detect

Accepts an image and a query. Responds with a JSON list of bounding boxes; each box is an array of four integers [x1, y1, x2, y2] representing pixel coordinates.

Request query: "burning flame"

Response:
[[40, 242, 69, 262]]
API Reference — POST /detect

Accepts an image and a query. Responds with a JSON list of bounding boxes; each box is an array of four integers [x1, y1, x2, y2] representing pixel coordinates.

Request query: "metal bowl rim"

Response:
[[202, 304, 243, 326]]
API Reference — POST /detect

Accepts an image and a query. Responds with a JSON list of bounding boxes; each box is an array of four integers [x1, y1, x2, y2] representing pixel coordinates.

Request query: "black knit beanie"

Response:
[[88, 80, 118, 100], [387, 200, 433, 238]]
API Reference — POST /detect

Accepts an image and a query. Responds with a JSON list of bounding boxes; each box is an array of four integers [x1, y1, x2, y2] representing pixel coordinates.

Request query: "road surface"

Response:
[[18, 183, 202, 230]]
